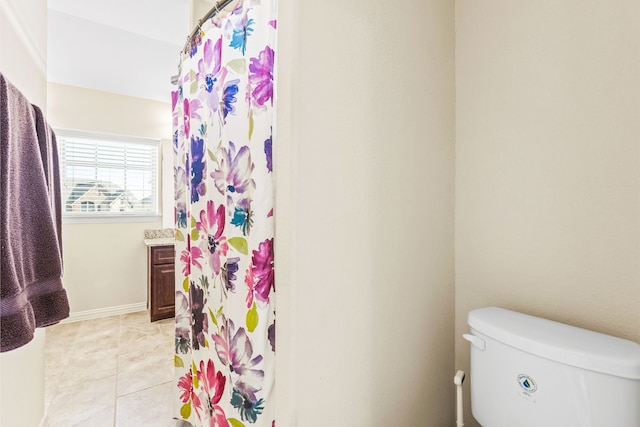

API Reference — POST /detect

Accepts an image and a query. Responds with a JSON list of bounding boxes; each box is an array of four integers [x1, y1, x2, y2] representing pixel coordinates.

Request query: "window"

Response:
[[56, 129, 160, 222]]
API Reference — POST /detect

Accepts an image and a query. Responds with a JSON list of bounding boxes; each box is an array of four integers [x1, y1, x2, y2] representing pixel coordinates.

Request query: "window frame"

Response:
[[56, 128, 161, 224]]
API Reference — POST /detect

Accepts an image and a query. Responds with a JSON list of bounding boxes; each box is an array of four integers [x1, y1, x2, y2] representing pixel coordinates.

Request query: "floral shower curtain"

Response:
[[172, 1, 276, 425]]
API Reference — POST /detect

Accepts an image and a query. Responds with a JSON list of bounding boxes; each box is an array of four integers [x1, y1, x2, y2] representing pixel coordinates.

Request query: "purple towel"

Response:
[[1, 73, 70, 352]]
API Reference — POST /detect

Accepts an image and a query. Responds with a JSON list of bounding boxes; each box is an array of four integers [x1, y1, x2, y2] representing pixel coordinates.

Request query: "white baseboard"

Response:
[[62, 302, 147, 323]]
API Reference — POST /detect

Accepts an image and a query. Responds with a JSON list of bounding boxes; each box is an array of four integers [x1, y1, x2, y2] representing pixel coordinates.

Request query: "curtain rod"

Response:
[[182, 0, 236, 54], [172, 0, 237, 84]]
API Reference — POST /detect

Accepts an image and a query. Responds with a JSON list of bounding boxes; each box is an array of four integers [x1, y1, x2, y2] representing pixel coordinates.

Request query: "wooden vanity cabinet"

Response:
[[148, 245, 175, 321]]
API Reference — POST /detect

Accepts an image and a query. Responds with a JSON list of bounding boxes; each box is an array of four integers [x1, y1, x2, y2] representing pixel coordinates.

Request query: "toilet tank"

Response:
[[464, 307, 640, 427]]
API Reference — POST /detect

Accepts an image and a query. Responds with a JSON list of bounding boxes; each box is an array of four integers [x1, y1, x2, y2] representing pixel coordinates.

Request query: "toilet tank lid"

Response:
[[467, 307, 640, 380]]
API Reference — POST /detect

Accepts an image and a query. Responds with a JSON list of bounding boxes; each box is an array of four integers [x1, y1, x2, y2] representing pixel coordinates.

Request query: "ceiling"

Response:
[[47, 0, 192, 103]]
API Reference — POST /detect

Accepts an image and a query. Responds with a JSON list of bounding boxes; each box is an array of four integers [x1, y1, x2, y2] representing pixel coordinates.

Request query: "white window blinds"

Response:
[[56, 130, 159, 220]]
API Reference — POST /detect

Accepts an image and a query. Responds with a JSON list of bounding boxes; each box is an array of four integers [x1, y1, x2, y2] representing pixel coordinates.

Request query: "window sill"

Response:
[[63, 214, 162, 225]]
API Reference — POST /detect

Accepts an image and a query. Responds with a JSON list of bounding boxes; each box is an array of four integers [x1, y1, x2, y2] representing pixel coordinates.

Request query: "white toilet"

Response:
[[463, 307, 640, 427]]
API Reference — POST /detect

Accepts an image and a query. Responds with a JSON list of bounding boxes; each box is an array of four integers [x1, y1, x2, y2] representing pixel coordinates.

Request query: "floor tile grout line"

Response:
[[45, 311, 177, 427], [116, 380, 175, 399]]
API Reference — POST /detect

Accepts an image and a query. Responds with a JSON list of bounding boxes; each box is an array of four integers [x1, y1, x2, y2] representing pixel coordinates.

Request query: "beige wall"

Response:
[[48, 82, 172, 138], [5, 1, 635, 426], [0, 0, 47, 106], [275, 0, 455, 425], [47, 82, 172, 314], [0, 1, 48, 426], [455, 1, 640, 425], [191, 0, 214, 27]]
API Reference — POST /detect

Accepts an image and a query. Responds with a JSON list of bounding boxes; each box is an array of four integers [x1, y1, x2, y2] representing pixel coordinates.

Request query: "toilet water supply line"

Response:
[[454, 370, 466, 427]]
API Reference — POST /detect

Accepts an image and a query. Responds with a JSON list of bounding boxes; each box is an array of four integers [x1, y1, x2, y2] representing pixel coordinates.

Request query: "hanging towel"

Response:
[[0, 73, 70, 352]]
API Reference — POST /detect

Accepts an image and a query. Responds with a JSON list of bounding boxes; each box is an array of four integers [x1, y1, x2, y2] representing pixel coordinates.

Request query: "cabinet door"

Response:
[[150, 263, 176, 322]]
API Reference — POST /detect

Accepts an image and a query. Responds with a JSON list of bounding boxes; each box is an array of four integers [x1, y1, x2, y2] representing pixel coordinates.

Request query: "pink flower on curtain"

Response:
[[183, 97, 203, 139], [248, 46, 274, 109], [244, 263, 255, 308], [251, 238, 274, 303], [196, 200, 229, 274], [197, 359, 229, 427], [180, 235, 203, 276], [178, 370, 199, 406]]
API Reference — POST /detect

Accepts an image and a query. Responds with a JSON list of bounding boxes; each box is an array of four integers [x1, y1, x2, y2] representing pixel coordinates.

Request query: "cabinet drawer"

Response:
[[151, 246, 175, 265]]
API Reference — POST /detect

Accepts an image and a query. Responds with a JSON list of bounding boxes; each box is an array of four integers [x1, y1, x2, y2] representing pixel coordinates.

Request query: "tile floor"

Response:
[[44, 311, 190, 427]]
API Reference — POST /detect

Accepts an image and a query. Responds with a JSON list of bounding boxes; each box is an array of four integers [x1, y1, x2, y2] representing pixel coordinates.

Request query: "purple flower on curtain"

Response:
[[197, 38, 224, 113], [211, 315, 231, 365], [212, 142, 255, 196], [196, 200, 229, 275], [230, 387, 264, 423], [231, 198, 253, 236], [172, 90, 179, 128], [229, 328, 264, 401], [175, 292, 191, 354], [268, 320, 275, 352], [211, 318, 264, 400], [190, 282, 208, 350], [183, 98, 191, 137], [248, 46, 274, 108], [200, 38, 222, 90], [175, 164, 187, 226], [184, 97, 203, 139], [264, 134, 272, 172], [221, 257, 240, 293], [221, 79, 240, 120], [189, 31, 203, 57], [191, 136, 206, 203], [230, 17, 254, 55], [175, 161, 187, 202], [196, 359, 229, 427], [252, 238, 274, 303], [173, 3, 277, 423], [176, 203, 187, 229]]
